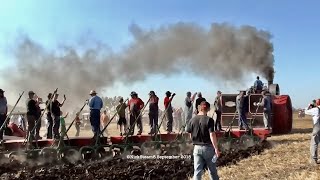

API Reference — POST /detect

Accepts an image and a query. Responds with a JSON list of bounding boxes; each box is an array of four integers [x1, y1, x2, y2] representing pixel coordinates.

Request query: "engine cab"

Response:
[[220, 82, 293, 134]]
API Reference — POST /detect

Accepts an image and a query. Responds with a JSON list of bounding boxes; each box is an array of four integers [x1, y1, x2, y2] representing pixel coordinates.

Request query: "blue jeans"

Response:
[[238, 110, 249, 129], [311, 123, 320, 161], [90, 109, 101, 136], [193, 145, 219, 180]]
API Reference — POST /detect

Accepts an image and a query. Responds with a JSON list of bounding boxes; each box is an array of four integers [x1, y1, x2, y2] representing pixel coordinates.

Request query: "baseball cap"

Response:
[[89, 90, 97, 95], [130, 91, 138, 96]]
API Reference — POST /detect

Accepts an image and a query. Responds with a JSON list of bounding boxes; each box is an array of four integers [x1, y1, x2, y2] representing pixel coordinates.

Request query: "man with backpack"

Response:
[[305, 99, 320, 165]]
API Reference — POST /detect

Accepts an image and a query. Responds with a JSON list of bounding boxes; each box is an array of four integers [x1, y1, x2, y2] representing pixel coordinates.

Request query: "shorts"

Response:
[[117, 117, 127, 125]]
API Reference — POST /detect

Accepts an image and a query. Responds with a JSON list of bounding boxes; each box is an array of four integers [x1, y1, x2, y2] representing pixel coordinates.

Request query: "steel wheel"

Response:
[[58, 148, 81, 164], [40, 148, 58, 163], [79, 146, 96, 161]]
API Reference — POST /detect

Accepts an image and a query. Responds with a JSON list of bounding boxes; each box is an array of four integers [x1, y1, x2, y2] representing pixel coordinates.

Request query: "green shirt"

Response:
[[60, 117, 66, 133], [116, 103, 127, 118]]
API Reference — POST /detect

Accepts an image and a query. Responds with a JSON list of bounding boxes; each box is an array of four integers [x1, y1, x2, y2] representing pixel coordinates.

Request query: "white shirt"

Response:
[[305, 106, 320, 125]]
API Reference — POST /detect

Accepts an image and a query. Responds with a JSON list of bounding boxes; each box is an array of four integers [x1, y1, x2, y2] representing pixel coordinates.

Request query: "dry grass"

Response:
[[200, 113, 320, 180]]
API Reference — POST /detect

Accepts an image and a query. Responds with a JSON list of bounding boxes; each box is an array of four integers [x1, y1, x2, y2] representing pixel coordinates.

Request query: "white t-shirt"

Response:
[[305, 106, 320, 125]]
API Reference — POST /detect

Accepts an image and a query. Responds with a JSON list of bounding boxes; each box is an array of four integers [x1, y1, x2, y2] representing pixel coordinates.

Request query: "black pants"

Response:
[[0, 114, 6, 140], [129, 112, 142, 134], [149, 111, 158, 133], [26, 115, 36, 139], [166, 111, 173, 132], [46, 113, 53, 139], [90, 110, 101, 137], [53, 115, 60, 138], [215, 111, 222, 131], [35, 116, 41, 138]]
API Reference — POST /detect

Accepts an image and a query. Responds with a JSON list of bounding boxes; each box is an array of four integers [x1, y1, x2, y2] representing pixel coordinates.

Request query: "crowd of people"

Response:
[[0, 77, 274, 141]]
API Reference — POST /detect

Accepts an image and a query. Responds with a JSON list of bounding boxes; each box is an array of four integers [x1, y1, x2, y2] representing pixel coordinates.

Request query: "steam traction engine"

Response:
[[216, 80, 293, 152]]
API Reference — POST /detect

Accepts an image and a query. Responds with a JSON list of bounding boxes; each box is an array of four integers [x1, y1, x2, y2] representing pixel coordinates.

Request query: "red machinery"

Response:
[[220, 83, 292, 134], [216, 82, 292, 151], [1, 82, 292, 163]]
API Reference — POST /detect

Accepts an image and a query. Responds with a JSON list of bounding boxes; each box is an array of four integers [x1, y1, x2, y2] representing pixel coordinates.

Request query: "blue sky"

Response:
[[0, 0, 319, 109]]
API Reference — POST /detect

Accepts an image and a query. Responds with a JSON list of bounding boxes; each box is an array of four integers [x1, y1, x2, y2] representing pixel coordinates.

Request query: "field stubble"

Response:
[[210, 114, 320, 180]]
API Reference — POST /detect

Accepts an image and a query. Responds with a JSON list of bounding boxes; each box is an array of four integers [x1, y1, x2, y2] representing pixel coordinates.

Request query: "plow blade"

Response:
[[216, 128, 270, 141]]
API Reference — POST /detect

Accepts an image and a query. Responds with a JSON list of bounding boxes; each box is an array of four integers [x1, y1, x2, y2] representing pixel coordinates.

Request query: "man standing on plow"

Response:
[[116, 97, 127, 136], [184, 92, 197, 132], [26, 91, 37, 139], [236, 90, 249, 130], [254, 76, 263, 93], [257, 91, 272, 130], [88, 90, 103, 137], [148, 91, 159, 135], [0, 89, 7, 142], [187, 101, 220, 180], [164, 91, 175, 134], [45, 93, 53, 139], [128, 91, 144, 135], [34, 94, 43, 139], [305, 99, 320, 165], [51, 93, 66, 139], [214, 91, 223, 131]]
